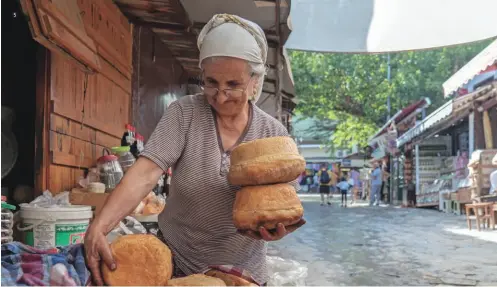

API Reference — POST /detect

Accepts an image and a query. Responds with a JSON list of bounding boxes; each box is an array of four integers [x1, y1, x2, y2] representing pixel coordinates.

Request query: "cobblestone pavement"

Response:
[[268, 195, 497, 286]]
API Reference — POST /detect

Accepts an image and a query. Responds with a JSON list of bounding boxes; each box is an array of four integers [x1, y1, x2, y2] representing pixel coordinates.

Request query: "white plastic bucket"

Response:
[[18, 205, 93, 249]]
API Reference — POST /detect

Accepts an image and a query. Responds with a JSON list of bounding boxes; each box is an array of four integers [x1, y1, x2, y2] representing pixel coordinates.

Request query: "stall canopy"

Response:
[[443, 39, 497, 98], [397, 84, 497, 148], [285, 0, 497, 53], [368, 98, 431, 141]]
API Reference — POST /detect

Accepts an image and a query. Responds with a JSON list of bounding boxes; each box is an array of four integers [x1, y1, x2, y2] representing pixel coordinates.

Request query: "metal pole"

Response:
[[386, 53, 392, 204], [386, 53, 391, 121], [275, 0, 282, 122]]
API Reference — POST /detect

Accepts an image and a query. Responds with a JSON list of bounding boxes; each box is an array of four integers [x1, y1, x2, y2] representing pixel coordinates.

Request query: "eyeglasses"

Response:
[[200, 75, 254, 99]]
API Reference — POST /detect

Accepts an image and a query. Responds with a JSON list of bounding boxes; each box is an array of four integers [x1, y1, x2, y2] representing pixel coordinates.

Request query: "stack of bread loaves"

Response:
[[228, 136, 306, 232]]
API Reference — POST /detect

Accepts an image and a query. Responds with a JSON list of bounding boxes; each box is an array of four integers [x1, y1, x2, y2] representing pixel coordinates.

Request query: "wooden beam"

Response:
[[489, 106, 497, 148], [483, 110, 494, 149], [34, 48, 50, 196], [133, 19, 187, 31]]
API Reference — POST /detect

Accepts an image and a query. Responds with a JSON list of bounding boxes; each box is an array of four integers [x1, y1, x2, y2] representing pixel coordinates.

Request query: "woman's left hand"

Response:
[[239, 218, 306, 241]]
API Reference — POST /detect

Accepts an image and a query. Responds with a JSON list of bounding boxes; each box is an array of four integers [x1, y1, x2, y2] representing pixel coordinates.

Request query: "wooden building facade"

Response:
[[6, 0, 295, 199]]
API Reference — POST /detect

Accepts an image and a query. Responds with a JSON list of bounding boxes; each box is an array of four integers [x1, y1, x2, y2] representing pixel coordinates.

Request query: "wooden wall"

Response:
[[46, 53, 129, 194], [132, 27, 187, 140], [29, 0, 133, 195]]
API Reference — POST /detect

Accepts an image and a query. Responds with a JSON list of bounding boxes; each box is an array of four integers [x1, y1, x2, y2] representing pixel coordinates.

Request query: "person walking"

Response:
[[370, 162, 383, 206], [317, 165, 333, 206], [349, 168, 360, 204], [337, 177, 350, 207]]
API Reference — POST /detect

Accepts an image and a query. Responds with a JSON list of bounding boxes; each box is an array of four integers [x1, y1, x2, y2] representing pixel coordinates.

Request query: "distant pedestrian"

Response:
[[318, 165, 333, 206], [406, 180, 416, 207], [370, 162, 382, 206], [337, 177, 350, 207], [349, 168, 360, 204]]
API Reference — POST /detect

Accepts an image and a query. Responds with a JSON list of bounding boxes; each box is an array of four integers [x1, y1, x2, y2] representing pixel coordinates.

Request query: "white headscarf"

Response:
[[197, 14, 268, 102]]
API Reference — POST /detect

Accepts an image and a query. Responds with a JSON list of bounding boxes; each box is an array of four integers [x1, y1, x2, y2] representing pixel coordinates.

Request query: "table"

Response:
[[465, 202, 495, 231]]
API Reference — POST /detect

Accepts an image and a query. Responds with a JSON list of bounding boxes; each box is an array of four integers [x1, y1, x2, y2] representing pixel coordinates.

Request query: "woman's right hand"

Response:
[[84, 223, 116, 286]]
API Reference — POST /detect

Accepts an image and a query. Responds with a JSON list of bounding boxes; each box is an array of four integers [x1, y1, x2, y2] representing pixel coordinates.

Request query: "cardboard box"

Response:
[[69, 188, 110, 218]]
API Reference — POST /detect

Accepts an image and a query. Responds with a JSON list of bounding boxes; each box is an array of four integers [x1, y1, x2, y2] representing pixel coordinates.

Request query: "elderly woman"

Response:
[[84, 14, 304, 286]]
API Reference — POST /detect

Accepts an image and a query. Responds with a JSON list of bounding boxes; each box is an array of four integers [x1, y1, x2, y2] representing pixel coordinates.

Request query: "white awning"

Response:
[[285, 0, 497, 53], [443, 39, 497, 97]]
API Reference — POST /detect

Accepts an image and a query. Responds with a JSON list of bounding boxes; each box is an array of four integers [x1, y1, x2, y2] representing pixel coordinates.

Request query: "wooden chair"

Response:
[[465, 202, 496, 231]]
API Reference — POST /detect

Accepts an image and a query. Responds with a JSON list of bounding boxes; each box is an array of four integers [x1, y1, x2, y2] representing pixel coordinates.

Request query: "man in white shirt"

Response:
[[370, 162, 383, 206]]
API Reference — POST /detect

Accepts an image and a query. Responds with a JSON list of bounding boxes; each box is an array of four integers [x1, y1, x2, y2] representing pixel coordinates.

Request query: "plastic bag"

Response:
[[106, 216, 147, 243], [132, 192, 166, 216], [20, 190, 71, 208], [266, 256, 308, 286]]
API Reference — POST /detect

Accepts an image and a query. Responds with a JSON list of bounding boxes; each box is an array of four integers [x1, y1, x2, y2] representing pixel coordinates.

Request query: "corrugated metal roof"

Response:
[[443, 39, 497, 97], [396, 99, 453, 148]]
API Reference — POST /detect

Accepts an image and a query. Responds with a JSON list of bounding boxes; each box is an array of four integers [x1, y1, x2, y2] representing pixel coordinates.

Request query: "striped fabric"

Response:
[[140, 94, 293, 284]]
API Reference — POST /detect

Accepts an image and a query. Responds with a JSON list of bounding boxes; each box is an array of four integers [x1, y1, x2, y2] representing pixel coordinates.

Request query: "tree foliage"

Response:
[[289, 39, 493, 150]]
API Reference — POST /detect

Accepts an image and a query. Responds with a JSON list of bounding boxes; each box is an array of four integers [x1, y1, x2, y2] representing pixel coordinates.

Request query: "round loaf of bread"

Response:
[[166, 274, 226, 286], [102, 234, 173, 286], [228, 136, 306, 186], [233, 183, 304, 231]]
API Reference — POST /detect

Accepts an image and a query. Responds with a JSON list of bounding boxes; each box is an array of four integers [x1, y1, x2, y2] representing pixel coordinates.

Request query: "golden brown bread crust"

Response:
[[102, 234, 173, 286], [166, 274, 226, 286], [205, 270, 258, 286], [229, 137, 305, 186], [233, 183, 304, 231]]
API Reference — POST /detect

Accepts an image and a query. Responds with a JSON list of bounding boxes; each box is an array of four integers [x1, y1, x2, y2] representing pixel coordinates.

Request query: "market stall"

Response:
[[397, 38, 497, 212], [368, 98, 430, 205]]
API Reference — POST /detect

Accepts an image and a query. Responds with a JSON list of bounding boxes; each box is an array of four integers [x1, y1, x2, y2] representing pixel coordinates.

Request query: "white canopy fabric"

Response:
[[443, 39, 497, 97], [285, 0, 497, 53]]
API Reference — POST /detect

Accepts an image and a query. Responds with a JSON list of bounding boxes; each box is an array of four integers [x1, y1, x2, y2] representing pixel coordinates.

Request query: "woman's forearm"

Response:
[[91, 157, 165, 234]]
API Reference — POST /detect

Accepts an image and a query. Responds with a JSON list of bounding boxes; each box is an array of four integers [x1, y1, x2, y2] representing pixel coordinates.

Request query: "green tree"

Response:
[[290, 39, 493, 150]]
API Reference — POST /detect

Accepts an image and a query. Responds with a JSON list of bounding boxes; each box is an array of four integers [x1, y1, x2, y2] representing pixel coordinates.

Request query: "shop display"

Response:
[[102, 234, 173, 286], [233, 183, 304, 231], [414, 142, 447, 206], [111, 146, 136, 173], [97, 150, 124, 191], [414, 157, 443, 188], [166, 274, 226, 286], [228, 136, 306, 186]]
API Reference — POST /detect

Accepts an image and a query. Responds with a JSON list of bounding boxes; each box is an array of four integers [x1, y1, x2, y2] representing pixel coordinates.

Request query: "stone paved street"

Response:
[[268, 195, 497, 286]]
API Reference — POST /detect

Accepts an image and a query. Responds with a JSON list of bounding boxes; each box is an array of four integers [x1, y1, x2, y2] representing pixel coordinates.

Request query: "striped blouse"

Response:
[[140, 94, 292, 284]]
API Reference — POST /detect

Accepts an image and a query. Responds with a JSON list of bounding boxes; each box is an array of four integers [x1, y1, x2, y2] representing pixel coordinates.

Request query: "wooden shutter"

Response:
[[19, 0, 132, 88]]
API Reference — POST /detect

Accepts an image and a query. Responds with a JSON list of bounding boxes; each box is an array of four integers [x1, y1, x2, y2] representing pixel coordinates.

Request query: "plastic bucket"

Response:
[[18, 205, 93, 249]]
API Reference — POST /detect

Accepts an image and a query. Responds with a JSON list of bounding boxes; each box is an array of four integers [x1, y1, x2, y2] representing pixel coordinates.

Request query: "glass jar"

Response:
[[97, 149, 123, 191], [111, 146, 136, 173]]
